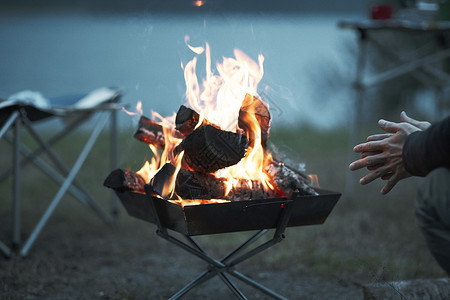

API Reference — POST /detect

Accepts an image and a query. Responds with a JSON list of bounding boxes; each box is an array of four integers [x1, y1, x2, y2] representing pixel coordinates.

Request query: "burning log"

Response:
[[174, 125, 248, 173], [175, 168, 279, 201], [149, 161, 315, 201], [238, 94, 271, 148], [104, 159, 317, 203], [149, 163, 278, 201], [134, 115, 184, 148], [174, 105, 206, 136], [103, 169, 146, 193], [175, 105, 200, 135], [265, 161, 318, 196], [175, 105, 220, 136]]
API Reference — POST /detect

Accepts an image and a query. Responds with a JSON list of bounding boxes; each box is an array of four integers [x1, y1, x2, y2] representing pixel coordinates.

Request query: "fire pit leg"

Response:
[[159, 228, 288, 300], [217, 272, 247, 300], [169, 269, 217, 300], [152, 200, 293, 299], [229, 270, 287, 300]]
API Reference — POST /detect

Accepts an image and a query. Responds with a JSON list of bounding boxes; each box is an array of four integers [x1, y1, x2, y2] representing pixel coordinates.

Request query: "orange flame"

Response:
[[160, 151, 184, 199], [308, 174, 320, 188], [122, 101, 143, 116], [134, 40, 283, 202], [136, 144, 160, 184]]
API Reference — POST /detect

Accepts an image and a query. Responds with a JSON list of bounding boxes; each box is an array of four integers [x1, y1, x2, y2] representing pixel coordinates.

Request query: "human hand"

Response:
[[400, 111, 431, 131], [349, 118, 420, 194], [359, 112, 430, 165]]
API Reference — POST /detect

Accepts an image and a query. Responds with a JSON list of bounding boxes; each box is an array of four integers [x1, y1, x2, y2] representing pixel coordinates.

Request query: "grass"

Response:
[[0, 123, 446, 291]]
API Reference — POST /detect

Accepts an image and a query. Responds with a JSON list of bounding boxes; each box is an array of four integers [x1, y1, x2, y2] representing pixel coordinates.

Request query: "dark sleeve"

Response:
[[402, 116, 450, 177]]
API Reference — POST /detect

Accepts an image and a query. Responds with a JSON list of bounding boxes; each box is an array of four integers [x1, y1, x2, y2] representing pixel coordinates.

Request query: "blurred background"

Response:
[[0, 0, 368, 131], [2, 0, 447, 130], [1, 0, 449, 298]]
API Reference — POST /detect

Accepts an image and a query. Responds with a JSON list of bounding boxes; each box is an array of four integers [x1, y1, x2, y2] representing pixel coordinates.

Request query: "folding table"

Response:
[[338, 19, 450, 191], [0, 87, 122, 256]]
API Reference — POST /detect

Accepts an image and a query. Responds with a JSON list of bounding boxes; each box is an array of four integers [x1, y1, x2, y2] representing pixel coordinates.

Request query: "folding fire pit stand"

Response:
[[0, 87, 122, 257], [113, 184, 340, 300], [153, 201, 293, 300]]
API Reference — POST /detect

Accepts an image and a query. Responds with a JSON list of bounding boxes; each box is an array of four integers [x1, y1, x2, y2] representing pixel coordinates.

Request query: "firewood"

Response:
[[175, 105, 218, 135], [103, 169, 146, 192], [146, 163, 278, 201], [265, 161, 318, 196], [238, 94, 271, 147], [134, 115, 184, 148], [175, 168, 279, 201], [174, 125, 248, 173], [149, 162, 177, 199], [175, 105, 201, 136]]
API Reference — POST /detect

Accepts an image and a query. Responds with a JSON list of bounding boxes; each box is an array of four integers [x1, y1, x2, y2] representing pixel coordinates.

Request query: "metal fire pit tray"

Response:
[[113, 186, 340, 299], [115, 187, 340, 236]]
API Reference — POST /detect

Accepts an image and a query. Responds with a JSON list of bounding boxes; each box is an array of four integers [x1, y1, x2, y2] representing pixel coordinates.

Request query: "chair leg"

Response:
[[0, 111, 19, 139], [0, 114, 85, 184], [12, 115, 21, 247], [20, 112, 110, 256], [0, 240, 11, 257], [8, 137, 114, 226], [109, 108, 120, 222]]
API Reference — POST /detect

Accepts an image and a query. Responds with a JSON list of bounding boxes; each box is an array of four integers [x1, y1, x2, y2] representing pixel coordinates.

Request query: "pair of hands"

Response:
[[349, 111, 431, 194]]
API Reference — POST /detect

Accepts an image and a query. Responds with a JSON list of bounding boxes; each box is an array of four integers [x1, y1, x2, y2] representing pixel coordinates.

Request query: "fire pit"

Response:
[[104, 38, 341, 299]]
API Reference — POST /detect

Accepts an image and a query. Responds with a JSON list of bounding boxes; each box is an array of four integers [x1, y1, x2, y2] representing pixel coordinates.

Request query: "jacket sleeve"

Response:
[[402, 116, 450, 177]]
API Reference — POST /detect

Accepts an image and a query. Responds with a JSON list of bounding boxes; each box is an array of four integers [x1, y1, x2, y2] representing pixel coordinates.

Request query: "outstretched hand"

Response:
[[349, 112, 423, 194]]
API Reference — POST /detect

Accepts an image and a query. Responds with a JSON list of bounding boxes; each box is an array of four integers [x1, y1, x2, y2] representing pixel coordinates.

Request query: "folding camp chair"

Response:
[[0, 87, 122, 256]]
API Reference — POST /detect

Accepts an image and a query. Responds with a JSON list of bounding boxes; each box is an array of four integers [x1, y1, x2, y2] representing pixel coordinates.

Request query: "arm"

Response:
[[403, 115, 450, 177]]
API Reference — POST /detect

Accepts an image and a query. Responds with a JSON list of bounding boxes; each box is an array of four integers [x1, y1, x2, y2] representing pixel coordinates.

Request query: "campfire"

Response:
[[103, 39, 340, 299], [105, 37, 318, 205]]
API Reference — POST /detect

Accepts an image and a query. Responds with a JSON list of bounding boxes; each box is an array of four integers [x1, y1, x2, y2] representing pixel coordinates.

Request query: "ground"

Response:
[[0, 129, 447, 299], [0, 211, 363, 300]]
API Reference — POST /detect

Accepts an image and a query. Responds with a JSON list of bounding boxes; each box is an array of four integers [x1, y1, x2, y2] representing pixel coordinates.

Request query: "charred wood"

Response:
[[175, 168, 279, 201], [174, 125, 248, 173], [265, 161, 318, 196], [103, 169, 146, 193], [148, 163, 277, 201], [149, 163, 176, 199], [134, 115, 183, 148], [175, 105, 201, 136], [175, 105, 220, 136]]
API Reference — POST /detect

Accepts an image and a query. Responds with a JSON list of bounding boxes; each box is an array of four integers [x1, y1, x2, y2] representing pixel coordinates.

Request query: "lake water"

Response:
[[0, 12, 362, 130]]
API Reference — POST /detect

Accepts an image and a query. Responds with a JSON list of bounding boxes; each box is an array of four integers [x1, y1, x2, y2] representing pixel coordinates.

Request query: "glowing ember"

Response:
[[169, 199, 230, 207]]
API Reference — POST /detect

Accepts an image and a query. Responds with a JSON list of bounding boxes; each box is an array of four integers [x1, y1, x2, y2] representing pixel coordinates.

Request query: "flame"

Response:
[[161, 151, 184, 199], [134, 110, 184, 198], [308, 174, 320, 188], [136, 145, 160, 184], [123, 101, 143, 116], [182, 39, 272, 195], [183, 37, 264, 131], [133, 40, 290, 203]]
